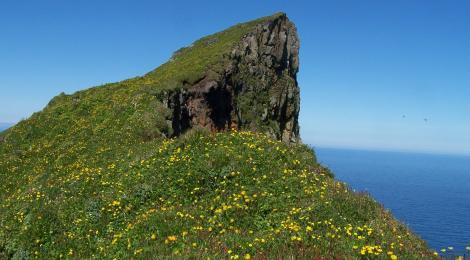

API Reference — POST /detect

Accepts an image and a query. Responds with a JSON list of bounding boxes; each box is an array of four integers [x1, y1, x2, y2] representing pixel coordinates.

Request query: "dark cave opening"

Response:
[[206, 86, 233, 131]]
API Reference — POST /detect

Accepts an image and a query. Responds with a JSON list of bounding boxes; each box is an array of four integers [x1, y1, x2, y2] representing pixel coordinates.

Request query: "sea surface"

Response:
[[315, 147, 470, 255]]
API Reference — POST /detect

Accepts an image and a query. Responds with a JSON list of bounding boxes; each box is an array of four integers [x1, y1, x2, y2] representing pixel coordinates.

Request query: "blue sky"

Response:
[[1, 0, 469, 155]]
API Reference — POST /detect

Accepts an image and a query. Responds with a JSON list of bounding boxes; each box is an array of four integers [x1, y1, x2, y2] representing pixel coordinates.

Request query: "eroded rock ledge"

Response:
[[162, 14, 300, 143]]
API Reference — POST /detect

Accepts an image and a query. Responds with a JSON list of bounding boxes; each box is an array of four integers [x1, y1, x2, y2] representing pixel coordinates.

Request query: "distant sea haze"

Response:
[[315, 147, 470, 256], [0, 123, 13, 131]]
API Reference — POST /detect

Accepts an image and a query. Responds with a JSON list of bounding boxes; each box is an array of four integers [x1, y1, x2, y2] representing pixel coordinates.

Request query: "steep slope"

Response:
[[0, 13, 434, 259], [0, 12, 298, 152], [0, 130, 433, 259]]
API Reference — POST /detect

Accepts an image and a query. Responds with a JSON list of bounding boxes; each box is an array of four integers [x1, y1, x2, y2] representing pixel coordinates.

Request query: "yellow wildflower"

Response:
[[165, 235, 177, 244]]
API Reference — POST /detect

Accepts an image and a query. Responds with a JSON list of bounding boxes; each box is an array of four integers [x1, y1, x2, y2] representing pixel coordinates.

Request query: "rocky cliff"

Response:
[[0, 13, 302, 149], [160, 13, 300, 143]]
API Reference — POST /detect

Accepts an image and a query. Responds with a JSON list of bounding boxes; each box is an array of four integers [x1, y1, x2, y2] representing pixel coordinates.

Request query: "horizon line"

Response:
[[310, 143, 470, 158], [2, 121, 468, 157]]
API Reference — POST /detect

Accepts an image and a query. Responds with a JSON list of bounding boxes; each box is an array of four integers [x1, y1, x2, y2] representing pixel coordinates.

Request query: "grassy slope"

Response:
[[0, 13, 435, 259], [0, 130, 433, 259]]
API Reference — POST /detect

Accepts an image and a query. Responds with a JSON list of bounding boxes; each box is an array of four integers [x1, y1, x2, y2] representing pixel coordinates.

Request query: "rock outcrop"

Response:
[[162, 13, 300, 143]]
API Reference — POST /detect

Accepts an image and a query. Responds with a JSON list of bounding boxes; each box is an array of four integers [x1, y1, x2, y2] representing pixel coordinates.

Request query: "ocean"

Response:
[[315, 147, 470, 256], [0, 125, 11, 132]]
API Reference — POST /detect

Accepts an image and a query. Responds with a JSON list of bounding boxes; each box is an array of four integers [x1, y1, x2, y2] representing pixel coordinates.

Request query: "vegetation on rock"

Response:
[[0, 13, 435, 259]]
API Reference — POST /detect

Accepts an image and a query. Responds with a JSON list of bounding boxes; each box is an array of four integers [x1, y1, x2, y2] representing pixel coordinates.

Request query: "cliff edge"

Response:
[[0, 13, 300, 147], [161, 13, 300, 143]]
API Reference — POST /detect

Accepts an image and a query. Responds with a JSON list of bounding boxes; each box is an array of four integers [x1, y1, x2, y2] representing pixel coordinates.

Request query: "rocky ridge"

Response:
[[161, 13, 300, 143]]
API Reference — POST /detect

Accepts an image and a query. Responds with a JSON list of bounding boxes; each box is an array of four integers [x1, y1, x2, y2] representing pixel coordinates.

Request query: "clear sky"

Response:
[[1, 0, 469, 155]]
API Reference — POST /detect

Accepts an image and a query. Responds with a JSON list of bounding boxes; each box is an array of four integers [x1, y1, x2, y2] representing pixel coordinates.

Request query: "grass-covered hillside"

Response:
[[1, 129, 433, 259], [0, 12, 435, 259], [0, 13, 284, 159]]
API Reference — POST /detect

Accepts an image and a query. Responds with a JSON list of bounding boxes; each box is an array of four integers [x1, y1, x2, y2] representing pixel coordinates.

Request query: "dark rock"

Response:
[[163, 13, 300, 143]]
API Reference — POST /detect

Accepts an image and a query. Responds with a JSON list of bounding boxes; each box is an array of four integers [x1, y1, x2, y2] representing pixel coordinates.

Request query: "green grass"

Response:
[[142, 13, 284, 90], [109, 12, 284, 92], [0, 129, 434, 258], [0, 12, 285, 157], [0, 12, 437, 259]]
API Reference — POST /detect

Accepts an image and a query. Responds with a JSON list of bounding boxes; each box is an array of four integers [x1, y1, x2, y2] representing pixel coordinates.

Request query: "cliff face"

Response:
[[162, 13, 300, 143], [0, 13, 300, 150]]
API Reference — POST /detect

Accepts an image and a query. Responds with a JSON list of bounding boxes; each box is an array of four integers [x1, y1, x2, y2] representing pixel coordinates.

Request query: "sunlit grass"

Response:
[[0, 130, 434, 258], [0, 11, 438, 259]]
